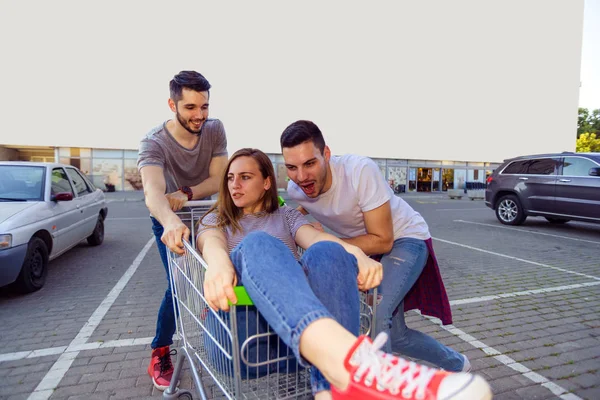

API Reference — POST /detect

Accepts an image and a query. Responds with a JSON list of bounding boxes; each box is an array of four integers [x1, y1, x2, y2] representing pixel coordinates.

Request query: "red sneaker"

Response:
[[147, 346, 176, 391], [332, 333, 492, 400]]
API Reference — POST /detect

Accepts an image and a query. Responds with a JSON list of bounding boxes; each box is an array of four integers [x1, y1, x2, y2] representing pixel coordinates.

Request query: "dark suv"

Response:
[[485, 152, 600, 225]]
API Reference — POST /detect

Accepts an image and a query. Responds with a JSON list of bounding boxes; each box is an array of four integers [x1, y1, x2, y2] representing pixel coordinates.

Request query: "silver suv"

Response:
[[485, 152, 600, 225]]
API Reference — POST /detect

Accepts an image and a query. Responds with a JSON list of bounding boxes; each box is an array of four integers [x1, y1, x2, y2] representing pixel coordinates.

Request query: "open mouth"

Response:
[[300, 182, 316, 195], [232, 193, 243, 199]]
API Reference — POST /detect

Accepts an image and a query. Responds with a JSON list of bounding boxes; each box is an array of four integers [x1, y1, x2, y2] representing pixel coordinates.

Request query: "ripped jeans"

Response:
[[374, 237, 464, 371]]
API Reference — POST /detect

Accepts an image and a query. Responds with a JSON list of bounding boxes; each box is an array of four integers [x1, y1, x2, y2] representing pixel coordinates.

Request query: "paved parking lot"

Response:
[[1, 192, 599, 400]]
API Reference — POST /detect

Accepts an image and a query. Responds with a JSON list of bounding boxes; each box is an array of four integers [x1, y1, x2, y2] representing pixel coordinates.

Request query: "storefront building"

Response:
[[1, 144, 501, 193]]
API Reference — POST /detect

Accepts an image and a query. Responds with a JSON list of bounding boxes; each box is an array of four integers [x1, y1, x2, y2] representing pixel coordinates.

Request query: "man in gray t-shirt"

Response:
[[137, 70, 228, 392]]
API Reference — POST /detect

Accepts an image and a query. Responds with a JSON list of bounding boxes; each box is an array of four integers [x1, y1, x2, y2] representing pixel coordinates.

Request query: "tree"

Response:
[[576, 132, 600, 153], [578, 107, 600, 138]]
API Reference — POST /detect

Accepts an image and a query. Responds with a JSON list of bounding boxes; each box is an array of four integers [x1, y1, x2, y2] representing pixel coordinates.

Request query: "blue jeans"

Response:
[[150, 217, 182, 349], [230, 232, 360, 394], [374, 237, 464, 371]]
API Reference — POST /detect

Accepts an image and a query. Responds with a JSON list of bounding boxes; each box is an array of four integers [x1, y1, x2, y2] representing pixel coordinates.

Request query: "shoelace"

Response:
[[353, 333, 437, 398], [159, 349, 177, 374]]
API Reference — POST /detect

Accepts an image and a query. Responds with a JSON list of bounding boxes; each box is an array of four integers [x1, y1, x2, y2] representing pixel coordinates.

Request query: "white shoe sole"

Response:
[[151, 378, 180, 392], [443, 374, 493, 400]]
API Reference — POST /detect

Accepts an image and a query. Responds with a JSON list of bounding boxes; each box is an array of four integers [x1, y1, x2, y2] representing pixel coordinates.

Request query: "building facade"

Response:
[[0, 144, 500, 193]]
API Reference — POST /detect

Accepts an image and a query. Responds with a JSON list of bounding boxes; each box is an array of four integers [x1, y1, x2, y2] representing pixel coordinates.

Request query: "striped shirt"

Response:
[[197, 206, 310, 259]]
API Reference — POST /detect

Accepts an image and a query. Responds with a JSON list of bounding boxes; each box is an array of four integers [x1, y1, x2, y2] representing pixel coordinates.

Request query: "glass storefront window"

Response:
[[433, 168, 440, 191], [58, 147, 91, 158], [387, 167, 407, 193], [79, 148, 92, 158], [442, 168, 454, 191], [93, 149, 124, 158], [417, 168, 432, 192], [123, 159, 142, 191], [408, 168, 417, 191], [124, 150, 139, 159], [92, 158, 123, 191], [454, 169, 467, 190], [79, 158, 92, 176], [59, 156, 92, 176]]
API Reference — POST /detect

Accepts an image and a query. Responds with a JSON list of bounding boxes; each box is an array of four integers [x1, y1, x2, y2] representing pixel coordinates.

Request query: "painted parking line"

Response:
[[27, 236, 155, 400], [4, 281, 598, 362], [454, 220, 600, 245], [5, 282, 599, 363], [0, 346, 67, 362], [0, 337, 158, 364], [421, 312, 583, 400], [450, 281, 600, 306], [432, 237, 600, 281]]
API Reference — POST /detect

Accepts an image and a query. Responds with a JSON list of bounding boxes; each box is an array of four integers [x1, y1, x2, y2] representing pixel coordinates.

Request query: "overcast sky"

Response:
[[0, 1, 586, 161]]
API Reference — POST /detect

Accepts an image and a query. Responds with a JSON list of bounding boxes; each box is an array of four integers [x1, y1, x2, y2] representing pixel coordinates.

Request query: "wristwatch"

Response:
[[179, 186, 193, 201]]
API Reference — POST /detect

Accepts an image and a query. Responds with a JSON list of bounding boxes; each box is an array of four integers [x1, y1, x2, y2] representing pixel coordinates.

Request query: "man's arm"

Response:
[[341, 201, 394, 255], [141, 165, 189, 254], [189, 155, 228, 199]]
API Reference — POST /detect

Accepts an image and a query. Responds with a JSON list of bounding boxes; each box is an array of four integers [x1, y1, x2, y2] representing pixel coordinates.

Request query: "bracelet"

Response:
[[179, 186, 193, 201]]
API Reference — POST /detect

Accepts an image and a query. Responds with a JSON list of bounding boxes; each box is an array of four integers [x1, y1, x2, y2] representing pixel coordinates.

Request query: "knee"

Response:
[[240, 231, 278, 252], [308, 240, 345, 255], [233, 231, 286, 266], [303, 241, 357, 273], [244, 231, 271, 244], [392, 327, 410, 347]]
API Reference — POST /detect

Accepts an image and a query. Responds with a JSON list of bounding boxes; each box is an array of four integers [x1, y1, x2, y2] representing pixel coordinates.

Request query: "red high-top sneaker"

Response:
[[332, 333, 492, 400]]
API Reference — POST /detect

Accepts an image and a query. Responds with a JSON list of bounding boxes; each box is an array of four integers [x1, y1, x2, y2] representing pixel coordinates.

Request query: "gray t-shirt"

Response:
[[198, 206, 310, 259], [137, 119, 228, 194]]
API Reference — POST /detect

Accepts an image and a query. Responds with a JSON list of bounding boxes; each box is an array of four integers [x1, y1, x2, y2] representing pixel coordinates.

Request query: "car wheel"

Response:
[[87, 216, 104, 246], [545, 217, 570, 224], [16, 237, 49, 293], [495, 194, 527, 225]]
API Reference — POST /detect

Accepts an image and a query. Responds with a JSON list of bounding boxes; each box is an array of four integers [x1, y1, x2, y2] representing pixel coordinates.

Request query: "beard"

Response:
[[176, 110, 204, 135]]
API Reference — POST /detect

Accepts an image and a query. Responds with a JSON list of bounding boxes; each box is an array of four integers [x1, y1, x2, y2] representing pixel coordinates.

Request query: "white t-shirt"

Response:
[[287, 154, 431, 241]]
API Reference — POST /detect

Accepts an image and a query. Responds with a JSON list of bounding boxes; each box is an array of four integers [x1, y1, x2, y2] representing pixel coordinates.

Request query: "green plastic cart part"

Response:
[[229, 286, 254, 306], [278, 195, 286, 207]]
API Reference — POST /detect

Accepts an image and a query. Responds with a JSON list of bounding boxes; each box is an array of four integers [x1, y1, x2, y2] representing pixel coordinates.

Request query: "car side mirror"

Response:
[[53, 192, 74, 201], [589, 167, 600, 177]]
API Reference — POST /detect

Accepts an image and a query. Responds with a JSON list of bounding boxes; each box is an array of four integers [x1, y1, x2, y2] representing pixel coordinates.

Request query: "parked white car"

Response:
[[0, 162, 108, 292]]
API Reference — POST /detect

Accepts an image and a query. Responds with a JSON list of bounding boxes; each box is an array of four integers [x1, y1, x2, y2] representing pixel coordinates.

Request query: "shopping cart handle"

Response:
[[184, 200, 217, 207], [229, 286, 254, 306]]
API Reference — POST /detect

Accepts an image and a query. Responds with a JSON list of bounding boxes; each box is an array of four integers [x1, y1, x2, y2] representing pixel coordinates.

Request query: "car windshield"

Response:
[[0, 165, 45, 201]]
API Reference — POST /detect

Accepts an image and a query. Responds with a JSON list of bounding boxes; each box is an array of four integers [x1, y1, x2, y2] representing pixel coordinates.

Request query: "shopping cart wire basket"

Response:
[[163, 201, 377, 400]]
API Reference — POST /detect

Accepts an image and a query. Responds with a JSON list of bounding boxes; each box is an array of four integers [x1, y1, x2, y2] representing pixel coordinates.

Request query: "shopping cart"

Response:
[[164, 201, 378, 400]]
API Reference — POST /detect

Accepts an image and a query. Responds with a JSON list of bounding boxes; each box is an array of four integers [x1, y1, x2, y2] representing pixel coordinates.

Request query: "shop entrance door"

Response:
[[442, 168, 454, 191], [417, 168, 432, 192]]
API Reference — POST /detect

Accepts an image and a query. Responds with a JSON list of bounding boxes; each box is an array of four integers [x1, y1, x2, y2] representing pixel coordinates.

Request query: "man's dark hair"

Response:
[[280, 120, 326, 154], [169, 71, 211, 102]]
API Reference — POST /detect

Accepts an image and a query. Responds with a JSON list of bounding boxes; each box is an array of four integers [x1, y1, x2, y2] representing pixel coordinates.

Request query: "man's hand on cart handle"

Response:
[[161, 218, 190, 255], [204, 264, 238, 312], [165, 191, 188, 212]]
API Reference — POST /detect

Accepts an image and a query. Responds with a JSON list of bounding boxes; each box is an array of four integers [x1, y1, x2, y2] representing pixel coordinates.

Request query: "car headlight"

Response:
[[0, 234, 12, 250]]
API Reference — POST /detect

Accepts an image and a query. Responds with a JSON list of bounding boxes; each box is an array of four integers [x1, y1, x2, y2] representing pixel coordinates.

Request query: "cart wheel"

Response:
[[177, 394, 193, 400]]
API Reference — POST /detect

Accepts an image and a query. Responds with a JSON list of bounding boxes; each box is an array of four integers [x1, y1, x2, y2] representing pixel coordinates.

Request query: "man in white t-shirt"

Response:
[[280, 120, 470, 372]]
